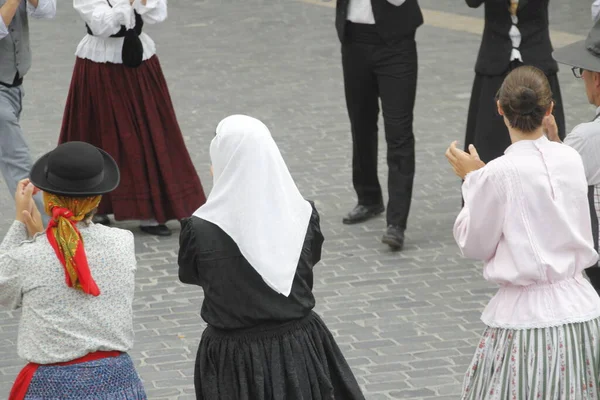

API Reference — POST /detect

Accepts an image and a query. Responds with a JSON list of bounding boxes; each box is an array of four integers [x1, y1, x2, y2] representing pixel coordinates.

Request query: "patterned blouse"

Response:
[[0, 221, 137, 364]]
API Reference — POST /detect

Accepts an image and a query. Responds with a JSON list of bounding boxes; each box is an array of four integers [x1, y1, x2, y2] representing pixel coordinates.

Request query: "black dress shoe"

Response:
[[140, 224, 172, 236], [342, 204, 385, 225], [382, 225, 404, 250], [92, 214, 110, 225]]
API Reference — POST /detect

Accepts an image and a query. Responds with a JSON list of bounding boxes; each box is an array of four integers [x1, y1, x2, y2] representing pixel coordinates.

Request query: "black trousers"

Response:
[[341, 23, 417, 229]]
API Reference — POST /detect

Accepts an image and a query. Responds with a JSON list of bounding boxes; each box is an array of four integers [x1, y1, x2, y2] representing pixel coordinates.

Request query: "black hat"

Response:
[[30, 142, 120, 197], [553, 18, 600, 72]]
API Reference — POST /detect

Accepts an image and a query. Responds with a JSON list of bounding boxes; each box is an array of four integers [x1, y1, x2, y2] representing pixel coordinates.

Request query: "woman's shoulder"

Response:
[[181, 216, 240, 254]]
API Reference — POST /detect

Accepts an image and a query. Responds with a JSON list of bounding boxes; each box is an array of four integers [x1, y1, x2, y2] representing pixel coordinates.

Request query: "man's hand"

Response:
[[543, 114, 561, 142], [445, 141, 486, 180]]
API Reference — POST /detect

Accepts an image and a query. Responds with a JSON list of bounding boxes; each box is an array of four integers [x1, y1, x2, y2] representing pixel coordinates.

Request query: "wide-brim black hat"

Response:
[[30, 141, 120, 197], [553, 18, 600, 72]]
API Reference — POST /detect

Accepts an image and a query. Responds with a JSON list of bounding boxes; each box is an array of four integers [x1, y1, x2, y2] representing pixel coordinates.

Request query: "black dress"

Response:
[[178, 203, 365, 400], [464, 0, 566, 163]]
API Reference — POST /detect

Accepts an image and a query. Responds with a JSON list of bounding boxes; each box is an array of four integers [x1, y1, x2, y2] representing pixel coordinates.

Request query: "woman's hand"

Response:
[[15, 179, 44, 237], [509, 0, 518, 16], [445, 141, 485, 180]]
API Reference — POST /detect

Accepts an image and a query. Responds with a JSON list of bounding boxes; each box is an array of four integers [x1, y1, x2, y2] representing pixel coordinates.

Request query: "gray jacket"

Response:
[[0, 0, 56, 85]]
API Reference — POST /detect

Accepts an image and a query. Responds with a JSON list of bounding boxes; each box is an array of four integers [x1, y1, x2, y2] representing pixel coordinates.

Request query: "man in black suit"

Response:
[[336, 0, 423, 250]]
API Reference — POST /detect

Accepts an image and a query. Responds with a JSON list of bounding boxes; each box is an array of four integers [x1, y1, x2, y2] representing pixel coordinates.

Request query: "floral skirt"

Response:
[[462, 318, 600, 399]]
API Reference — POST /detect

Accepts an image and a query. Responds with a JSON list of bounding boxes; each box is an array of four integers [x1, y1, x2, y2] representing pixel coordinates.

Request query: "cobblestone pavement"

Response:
[[0, 1, 597, 399]]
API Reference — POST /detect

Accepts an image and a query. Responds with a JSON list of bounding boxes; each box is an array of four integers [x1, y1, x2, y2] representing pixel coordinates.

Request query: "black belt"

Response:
[[85, 11, 143, 38], [85, 11, 144, 68], [0, 73, 23, 88]]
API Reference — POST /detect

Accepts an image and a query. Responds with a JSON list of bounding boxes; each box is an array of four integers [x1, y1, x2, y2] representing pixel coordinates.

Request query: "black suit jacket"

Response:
[[335, 0, 423, 44], [468, 0, 558, 75]]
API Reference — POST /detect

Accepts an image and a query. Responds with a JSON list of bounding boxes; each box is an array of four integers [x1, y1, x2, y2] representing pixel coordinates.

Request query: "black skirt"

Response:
[[464, 72, 566, 163], [195, 311, 365, 400]]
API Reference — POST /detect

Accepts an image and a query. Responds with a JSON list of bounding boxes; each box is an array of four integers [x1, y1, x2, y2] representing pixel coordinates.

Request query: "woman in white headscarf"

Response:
[[177, 115, 365, 400]]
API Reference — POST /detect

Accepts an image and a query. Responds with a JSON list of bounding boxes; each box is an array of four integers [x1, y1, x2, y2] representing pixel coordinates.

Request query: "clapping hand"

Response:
[[445, 141, 486, 180], [542, 114, 560, 142], [15, 179, 44, 237]]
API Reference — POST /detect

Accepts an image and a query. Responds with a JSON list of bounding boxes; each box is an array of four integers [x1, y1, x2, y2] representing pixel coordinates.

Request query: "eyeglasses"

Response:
[[572, 67, 584, 79]]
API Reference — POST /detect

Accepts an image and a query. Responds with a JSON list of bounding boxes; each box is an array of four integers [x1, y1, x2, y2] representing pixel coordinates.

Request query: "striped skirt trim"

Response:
[[462, 318, 600, 400]]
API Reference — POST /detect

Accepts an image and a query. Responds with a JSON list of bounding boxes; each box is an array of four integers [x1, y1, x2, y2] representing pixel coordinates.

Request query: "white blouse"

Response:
[[454, 136, 600, 330], [347, 0, 406, 25], [73, 0, 167, 64]]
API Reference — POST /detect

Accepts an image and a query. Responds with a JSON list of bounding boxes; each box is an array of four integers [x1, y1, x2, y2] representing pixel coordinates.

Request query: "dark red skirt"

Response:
[[59, 55, 206, 223]]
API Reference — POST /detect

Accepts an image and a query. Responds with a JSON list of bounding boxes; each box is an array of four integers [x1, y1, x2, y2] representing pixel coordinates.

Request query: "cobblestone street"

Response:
[[0, 1, 597, 399]]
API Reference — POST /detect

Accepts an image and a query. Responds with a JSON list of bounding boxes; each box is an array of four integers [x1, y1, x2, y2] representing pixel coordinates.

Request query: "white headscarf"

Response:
[[193, 115, 313, 297]]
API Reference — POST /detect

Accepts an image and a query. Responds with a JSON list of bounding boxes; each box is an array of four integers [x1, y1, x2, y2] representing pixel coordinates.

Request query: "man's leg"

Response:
[[373, 34, 418, 248], [0, 85, 48, 226], [341, 35, 384, 224]]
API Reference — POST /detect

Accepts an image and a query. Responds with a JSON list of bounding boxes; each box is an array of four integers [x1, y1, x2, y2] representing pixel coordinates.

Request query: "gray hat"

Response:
[[553, 19, 600, 73]]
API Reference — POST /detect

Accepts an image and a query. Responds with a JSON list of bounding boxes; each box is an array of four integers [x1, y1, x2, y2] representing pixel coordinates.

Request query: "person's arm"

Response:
[[593, 0, 600, 22], [0, 221, 29, 309], [307, 204, 324, 266], [178, 218, 201, 285], [465, 0, 485, 8], [454, 166, 506, 261], [0, 0, 21, 39], [27, 0, 56, 18], [131, 0, 166, 24], [74, 0, 135, 38]]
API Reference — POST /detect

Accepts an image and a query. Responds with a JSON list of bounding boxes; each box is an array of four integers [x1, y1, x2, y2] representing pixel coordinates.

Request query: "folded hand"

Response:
[[15, 179, 45, 237]]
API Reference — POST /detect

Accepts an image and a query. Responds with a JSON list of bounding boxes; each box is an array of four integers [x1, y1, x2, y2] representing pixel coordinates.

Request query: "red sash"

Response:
[[9, 351, 121, 400]]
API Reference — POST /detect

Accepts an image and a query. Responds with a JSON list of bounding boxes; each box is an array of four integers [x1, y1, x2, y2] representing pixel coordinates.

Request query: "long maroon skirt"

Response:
[[59, 55, 206, 223]]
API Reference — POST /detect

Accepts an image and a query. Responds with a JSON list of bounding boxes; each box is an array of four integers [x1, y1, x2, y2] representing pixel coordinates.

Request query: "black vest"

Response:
[[335, 0, 423, 44]]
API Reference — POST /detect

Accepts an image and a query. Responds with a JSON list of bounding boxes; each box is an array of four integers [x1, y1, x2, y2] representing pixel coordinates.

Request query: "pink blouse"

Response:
[[454, 136, 600, 329]]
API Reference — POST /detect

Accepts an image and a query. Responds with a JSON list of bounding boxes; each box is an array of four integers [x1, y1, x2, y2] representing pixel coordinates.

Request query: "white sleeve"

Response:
[[453, 167, 506, 261], [132, 0, 167, 24], [593, 0, 600, 22], [0, 222, 29, 310], [74, 0, 135, 38], [0, 17, 8, 40], [27, 0, 57, 19]]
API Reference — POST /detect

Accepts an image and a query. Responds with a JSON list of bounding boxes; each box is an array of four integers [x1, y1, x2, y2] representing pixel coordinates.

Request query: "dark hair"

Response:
[[496, 66, 553, 133]]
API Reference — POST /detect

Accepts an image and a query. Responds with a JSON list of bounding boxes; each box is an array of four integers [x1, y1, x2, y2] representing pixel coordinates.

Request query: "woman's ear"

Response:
[[546, 101, 555, 117], [496, 100, 505, 116]]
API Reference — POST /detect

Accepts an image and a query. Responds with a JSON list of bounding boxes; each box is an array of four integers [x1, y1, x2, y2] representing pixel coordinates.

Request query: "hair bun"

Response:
[[511, 87, 538, 115]]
